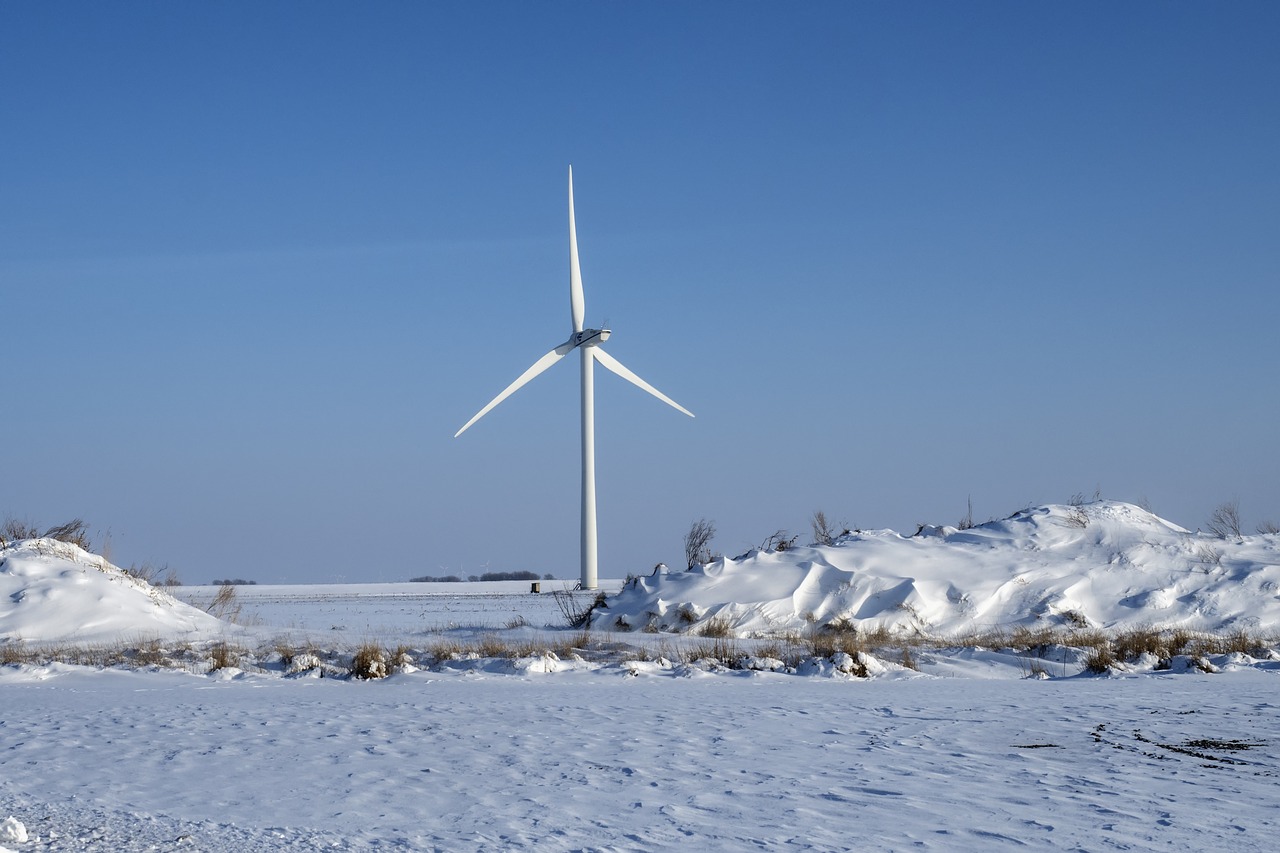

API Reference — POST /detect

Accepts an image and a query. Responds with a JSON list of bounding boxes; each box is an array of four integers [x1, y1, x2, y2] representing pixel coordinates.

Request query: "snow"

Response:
[[0, 539, 224, 645], [2, 505, 1279, 850], [0, 817, 27, 845], [602, 502, 1280, 636]]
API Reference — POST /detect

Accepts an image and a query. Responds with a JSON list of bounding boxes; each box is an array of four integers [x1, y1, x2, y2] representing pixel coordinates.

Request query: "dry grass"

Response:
[[696, 616, 734, 638], [688, 636, 741, 666], [208, 641, 241, 670], [350, 643, 389, 679]]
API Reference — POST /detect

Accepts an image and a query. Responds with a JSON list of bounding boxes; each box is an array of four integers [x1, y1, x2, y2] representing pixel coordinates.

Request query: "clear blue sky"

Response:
[[4, 2, 1278, 583]]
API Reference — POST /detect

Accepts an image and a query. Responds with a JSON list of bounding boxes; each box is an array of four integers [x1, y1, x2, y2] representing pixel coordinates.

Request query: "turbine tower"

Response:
[[455, 167, 694, 590]]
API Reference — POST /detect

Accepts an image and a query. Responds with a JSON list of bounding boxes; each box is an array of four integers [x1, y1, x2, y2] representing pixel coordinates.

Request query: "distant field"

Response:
[[171, 580, 624, 643]]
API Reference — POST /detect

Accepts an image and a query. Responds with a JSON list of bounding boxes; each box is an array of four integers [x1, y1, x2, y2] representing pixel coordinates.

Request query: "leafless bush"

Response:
[[1256, 520, 1279, 535], [552, 589, 605, 629], [1206, 500, 1242, 539], [684, 518, 716, 568], [205, 583, 242, 622], [811, 510, 835, 546], [1193, 543, 1222, 567], [760, 530, 798, 552], [2, 516, 40, 546], [957, 496, 975, 531], [42, 518, 92, 550]]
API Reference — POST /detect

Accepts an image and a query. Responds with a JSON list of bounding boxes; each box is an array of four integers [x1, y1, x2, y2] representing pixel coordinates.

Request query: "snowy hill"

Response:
[[599, 502, 1280, 636], [0, 538, 225, 644]]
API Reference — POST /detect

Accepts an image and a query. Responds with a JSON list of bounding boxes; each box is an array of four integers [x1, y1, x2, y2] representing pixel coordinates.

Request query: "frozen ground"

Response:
[[2, 506, 1279, 851], [2, 663, 1278, 851]]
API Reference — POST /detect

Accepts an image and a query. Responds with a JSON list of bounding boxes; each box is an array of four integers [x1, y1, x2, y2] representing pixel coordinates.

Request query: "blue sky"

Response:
[[3, 2, 1278, 583]]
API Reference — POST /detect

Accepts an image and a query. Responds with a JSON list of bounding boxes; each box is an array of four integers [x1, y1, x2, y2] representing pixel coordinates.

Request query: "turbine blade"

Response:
[[569, 166, 585, 334], [592, 347, 695, 418], [455, 342, 574, 437]]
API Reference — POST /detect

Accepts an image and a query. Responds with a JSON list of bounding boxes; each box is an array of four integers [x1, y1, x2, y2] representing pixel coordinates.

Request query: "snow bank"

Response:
[[600, 502, 1280, 636], [0, 538, 226, 644]]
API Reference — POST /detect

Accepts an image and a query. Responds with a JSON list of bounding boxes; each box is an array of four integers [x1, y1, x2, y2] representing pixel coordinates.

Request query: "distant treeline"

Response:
[[212, 578, 258, 586], [410, 571, 555, 583]]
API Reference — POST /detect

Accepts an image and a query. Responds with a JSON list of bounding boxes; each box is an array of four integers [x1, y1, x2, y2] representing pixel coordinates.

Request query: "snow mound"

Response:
[[0, 538, 227, 645], [0, 816, 26, 844], [601, 502, 1280, 637]]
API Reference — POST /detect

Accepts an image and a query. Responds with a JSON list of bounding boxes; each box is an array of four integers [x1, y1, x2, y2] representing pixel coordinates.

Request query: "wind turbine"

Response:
[[455, 167, 694, 590]]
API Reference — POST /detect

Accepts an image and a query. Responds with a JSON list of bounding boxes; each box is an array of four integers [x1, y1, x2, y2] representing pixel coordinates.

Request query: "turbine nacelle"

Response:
[[571, 328, 611, 349]]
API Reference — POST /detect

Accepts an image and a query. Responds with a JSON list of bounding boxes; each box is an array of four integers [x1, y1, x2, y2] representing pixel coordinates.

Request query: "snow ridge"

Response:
[[600, 501, 1280, 636]]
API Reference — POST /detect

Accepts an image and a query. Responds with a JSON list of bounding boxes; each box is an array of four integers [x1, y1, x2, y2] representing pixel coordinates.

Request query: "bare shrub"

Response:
[[123, 562, 162, 585], [899, 647, 918, 670], [811, 510, 835, 546], [2, 516, 41, 545], [552, 589, 605, 629], [957, 496, 974, 531], [760, 530, 798, 552], [1193, 543, 1222, 567], [1256, 520, 1279, 535], [684, 518, 716, 568], [350, 643, 389, 679], [43, 518, 92, 550], [1206, 500, 1242, 539], [205, 583, 243, 622]]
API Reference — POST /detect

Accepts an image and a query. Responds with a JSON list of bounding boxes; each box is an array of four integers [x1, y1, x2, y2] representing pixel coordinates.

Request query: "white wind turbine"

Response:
[[455, 167, 694, 590]]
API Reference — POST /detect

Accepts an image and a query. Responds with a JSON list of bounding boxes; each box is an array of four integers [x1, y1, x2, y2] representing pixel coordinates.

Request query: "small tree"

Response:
[[1206, 500, 1242, 540], [1257, 520, 1279, 535], [684, 518, 716, 569]]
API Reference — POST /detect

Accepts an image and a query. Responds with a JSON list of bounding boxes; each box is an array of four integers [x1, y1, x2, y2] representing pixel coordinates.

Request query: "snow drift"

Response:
[[0, 538, 225, 644], [600, 502, 1280, 637]]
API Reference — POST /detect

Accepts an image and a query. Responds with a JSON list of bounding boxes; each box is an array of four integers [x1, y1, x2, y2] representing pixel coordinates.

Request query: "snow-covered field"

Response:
[[2, 501, 1279, 850]]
